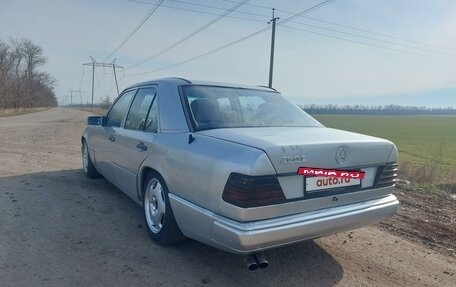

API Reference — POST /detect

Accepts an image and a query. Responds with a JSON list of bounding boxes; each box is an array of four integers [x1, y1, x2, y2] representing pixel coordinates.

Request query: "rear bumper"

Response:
[[169, 194, 399, 254]]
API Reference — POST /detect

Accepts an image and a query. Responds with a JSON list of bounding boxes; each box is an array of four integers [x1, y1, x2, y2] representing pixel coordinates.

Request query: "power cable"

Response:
[[126, 27, 270, 76], [221, 0, 456, 53], [104, 0, 165, 62], [281, 24, 455, 61], [106, 72, 127, 97], [165, 0, 453, 58], [276, 0, 335, 24], [219, 0, 273, 11], [127, 0, 249, 70], [125, 0, 335, 76], [102, 5, 138, 53], [150, 1, 455, 57], [299, 15, 456, 53], [287, 20, 456, 56], [129, 0, 268, 19], [130, 0, 456, 54], [128, 1, 454, 58], [78, 68, 86, 91], [130, 0, 266, 24]]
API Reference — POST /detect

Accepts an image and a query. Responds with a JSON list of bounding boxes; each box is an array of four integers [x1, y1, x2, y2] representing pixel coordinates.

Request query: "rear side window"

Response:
[[125, 87, 157, 131], [106, 90, 136, 127], [144, 96, 158, 133]]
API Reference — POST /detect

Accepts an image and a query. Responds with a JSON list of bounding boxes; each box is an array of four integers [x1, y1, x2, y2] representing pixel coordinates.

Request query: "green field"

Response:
[[313, 115, 456, 184]]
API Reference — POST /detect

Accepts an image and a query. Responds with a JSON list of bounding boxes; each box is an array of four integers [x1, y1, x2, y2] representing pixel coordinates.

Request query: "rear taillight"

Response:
[[222, 173, 286, 208], [376, 163, 398, 187]]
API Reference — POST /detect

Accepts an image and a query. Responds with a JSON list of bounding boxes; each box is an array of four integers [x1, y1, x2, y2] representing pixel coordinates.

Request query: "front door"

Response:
[[92, 89, 136, 185], [112, 87, 159, 201]]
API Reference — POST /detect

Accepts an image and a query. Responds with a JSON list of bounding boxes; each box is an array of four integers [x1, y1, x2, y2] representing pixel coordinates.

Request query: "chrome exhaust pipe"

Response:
[[246, 254, 258, 271], [254, 253, 269, 269], [246, 253, 269, 271]]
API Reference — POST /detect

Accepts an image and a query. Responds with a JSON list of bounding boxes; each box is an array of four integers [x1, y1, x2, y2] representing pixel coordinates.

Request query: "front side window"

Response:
[[106, 90, 136, 127], [182, 85, 321, 131], [125, 87, 157, 131]]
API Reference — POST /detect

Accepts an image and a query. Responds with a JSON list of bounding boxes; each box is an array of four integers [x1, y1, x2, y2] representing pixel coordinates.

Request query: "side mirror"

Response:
[[87, 116, 107, 126]]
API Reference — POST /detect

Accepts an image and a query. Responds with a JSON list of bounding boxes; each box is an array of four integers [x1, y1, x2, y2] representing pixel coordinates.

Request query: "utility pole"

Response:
[[83, 57, 123, 110], [64, 91, 72, 106], [112, 65, 120, 96], [91, 59, 95, 110], [268, 8, 279, 88], [68, 89, 83, 106]]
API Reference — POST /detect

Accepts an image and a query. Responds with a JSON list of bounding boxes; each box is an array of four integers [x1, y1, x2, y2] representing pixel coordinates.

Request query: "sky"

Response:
[[1, 0, 456, 108]]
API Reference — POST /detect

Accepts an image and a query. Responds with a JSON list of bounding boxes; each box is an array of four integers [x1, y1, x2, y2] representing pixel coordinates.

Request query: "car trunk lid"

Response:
[[198, 127, 395, 174]]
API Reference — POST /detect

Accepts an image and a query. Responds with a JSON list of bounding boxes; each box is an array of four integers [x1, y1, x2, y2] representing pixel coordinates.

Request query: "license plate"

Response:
[[306, 177, 361, 192]]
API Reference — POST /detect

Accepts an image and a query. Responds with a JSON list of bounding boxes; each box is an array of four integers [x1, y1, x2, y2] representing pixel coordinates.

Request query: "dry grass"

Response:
[[398, 137, 453, 186], [0, 107, 50, 117], [71, 107, 107, 115]]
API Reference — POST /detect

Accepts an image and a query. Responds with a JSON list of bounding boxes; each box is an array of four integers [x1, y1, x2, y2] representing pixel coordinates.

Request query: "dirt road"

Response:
[[0, 108, 454, 287]]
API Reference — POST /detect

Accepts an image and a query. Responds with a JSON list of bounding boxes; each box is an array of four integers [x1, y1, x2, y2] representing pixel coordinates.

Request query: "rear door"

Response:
[[112, 87, 159, 200], [91, 89, 136, 184]]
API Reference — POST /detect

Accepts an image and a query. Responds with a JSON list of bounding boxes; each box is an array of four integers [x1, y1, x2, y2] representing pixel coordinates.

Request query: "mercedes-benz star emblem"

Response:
[[335, 148, 347, 164]]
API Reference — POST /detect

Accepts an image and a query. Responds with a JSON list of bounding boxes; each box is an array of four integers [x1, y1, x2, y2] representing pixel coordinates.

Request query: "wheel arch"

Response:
[[140, 164, 186, 244], [138, 166, 163, 204]]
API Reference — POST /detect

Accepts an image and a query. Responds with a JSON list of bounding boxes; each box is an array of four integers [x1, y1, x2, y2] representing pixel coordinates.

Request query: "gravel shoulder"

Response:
[[0, 108, 454, 287], [380, 187, 456, 257]]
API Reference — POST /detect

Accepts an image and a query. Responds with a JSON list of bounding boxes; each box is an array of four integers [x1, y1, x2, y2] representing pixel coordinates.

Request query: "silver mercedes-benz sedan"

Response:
[[81, 77, 398, 264]]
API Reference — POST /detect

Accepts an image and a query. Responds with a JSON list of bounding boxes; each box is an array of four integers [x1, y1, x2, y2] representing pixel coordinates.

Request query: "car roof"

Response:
[[125, 77, 277, 92]]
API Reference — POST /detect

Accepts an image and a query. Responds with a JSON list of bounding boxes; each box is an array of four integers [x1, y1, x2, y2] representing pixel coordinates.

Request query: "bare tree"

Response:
[[21, 38, 46, 81], [0, 37, 57, 109]]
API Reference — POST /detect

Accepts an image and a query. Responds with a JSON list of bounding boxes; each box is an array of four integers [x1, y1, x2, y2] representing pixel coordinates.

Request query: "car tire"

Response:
[[82, 140, 101, 178], [143, 172, 186, 245]]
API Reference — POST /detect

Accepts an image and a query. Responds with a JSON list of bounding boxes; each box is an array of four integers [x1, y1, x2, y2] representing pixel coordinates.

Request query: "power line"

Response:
[[132, 0, 453, 55], [156, 0, 455, 57], [130, 0, 456, 55], [94, 70, 107, 92], [106, 0, 455, 95], [126, 0, 335, 76], [280, 24, 455, 61], [77, 67, 87, 90], [130, 0, 266, 24], [298, 15, 456, 53], [100, 5, 138, 57], [286, 20, 456, 57], [66, 89, 84, 106], [219, 0, 273, 11], [107, 73, 126, 95], [131, 2, 454, 58], [277, 0, 335, 24], [122, 0, 454, 80], [126, 27, 270, 76], [127, 0, 249, 70], [222, 0, 456, 53], [129, 0, 268, 19], [103, 0, 164, 62]]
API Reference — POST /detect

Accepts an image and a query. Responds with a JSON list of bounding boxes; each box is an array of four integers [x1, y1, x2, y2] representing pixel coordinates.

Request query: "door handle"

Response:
[[136, 142, 147, 151], [108, 135, 115, 142]]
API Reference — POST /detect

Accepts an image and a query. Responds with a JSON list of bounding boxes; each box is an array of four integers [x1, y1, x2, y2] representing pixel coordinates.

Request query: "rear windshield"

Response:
[[182, 85, 322, 131]]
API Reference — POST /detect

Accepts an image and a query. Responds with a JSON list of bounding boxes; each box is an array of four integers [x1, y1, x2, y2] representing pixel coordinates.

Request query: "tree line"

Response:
[[0, 37, 57, 109], [302, 104, 456, 115]]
